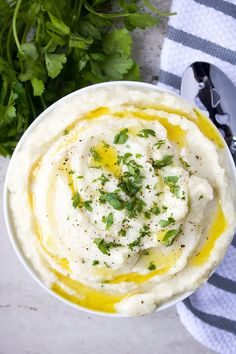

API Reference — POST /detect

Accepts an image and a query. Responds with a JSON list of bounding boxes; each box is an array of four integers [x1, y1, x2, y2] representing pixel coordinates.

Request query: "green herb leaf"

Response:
[[118, 228, 127, 237], [31, 77, 44, 96], [153, 155, 173, 169], [162, 229, 180, 247], [72, 192, 81, 208], [137, 129, 156, 138], [45, 53, 67, 79], [154, 139, 166, 149], [179, 156, 190, 169], [93, 173, 109, 186], [123, 152, 132, 164], [102, 212, 114, 230], [126, 197, 146, 218], [94, 238, 110, 255], [84, 200, 93, 212], [159, 216, 175, 227], [90, 147, 101, 161], [163, 176, 180, 198], [103, 54, 134, 80], [92, 260, 99, 266], [143, 250, 150, 256], [150, 203, 160, 215], [113, 128, 129, 144], [125, 13, 159, 30], [103, 28, 132, 56], [20, 43, 38, 61], [128, 237, 141, 250], [148, 261, 156, 270], [47, 12, 70, 36], [69, 34, 93, 50], [93, 238, 121, 255], [105, 193, 124, 210], [164, 176, 179, 184], [139, 224, 151, 237]]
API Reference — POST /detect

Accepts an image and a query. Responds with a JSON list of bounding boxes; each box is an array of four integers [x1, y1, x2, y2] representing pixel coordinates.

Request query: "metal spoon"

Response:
[[180, 61, 236, 164]]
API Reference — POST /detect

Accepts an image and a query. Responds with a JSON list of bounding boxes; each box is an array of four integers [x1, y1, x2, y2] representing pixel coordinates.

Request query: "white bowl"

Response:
[[3, 81, 236, 317]]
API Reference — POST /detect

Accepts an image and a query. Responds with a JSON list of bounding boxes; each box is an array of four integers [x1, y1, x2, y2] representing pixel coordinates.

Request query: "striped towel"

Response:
[[158, 1, 236, 353]]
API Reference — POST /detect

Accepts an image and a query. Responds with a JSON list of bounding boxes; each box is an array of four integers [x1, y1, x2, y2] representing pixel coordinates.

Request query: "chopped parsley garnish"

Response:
[[104, 262, 111, 268], [118, 159, 144, 197], [153, 139, 166, 149], [126, 197, 146, 218], [179, 156, 190, 169], [94, 238, 121, 255], [159, 216, 175, 227], [72, 193, 93, 211], [144, 211, 151, 219], [102, 141, 110, 149], [119, 179, 141, 197], [118, 229, 127, 237], [162, 229, 180, 247], [90, 147, 101, 161], [143, 250, 150, 256], [77, 175, 84, 179], [64, 129, 69, 135], [102, 212, 114, 230], [164, 175, 179, 184], [199, 195, 203, 200], [72, 192, 81, 208], [113, 128, 129, 144], [105, 192, 124, 210], [128, 237, 142, 250], [93, 173, 109, 186], [137, 129, 156, 138], [139, 224, 151, 237], [83, 200, 93, 212], [153, 155, 173, 169], [122, 152, 132, 164], [128, 225, 151, 250], [92, 260, 99, 266], [136, 153, 142, 158], [163, 175, 180, 198], [148, 261, 156, 271], [150, 203, 160, 215], [68, 170, 75, 174]]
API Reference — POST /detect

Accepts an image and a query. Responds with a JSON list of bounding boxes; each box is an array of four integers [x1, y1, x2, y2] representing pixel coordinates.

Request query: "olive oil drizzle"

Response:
[[191, 201, 227, 266]]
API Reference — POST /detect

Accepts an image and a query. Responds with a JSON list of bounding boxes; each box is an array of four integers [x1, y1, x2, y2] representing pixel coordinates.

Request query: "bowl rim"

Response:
[[3, 80, 236, 317]]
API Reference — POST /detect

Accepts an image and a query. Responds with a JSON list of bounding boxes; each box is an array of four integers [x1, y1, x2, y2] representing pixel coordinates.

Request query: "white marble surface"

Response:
[[0, 2, 215, 353]]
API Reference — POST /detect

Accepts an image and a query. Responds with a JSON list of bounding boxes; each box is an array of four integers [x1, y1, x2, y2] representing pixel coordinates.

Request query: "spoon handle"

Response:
[[183, 62, 236, 164]]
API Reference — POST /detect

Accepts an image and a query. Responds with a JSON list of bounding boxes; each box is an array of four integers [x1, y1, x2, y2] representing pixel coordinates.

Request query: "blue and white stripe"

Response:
[[158, 1, 236, 352]]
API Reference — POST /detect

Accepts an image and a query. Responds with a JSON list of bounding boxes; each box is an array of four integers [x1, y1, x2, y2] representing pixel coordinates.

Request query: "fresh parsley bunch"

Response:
[[0, 0, 174, 156]]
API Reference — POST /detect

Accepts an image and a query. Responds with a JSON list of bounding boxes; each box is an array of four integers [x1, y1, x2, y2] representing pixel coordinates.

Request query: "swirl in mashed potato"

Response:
[[8, 84, 236, 316]]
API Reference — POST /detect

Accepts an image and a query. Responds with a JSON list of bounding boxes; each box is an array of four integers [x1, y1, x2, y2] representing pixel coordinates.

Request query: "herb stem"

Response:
[[77, 0, 83, 18], [12, 0, 23, 54], [40, 95, 47, 110], [143, 0, 177, 16], [21, 23, 30, 44], [36, 18, 41, 43], [84, 1, 130, 19], [6, 27, 13, 66], [43, 38, 53, 54], [26, 83, 36, 120]]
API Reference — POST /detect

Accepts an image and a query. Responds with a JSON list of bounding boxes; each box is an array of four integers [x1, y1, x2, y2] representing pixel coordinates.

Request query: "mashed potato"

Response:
[[7, 84, 236, 316]]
